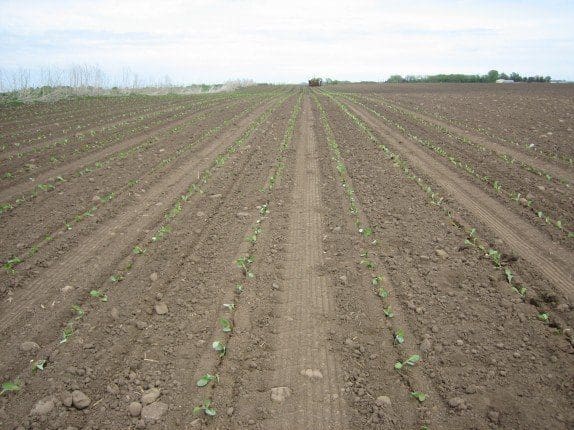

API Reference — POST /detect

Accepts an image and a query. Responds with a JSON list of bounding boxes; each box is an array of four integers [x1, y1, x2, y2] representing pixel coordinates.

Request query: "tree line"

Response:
[[386, 70, 551, 83]]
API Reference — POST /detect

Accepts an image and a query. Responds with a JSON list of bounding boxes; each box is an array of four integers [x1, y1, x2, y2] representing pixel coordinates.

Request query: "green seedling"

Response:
[[132, 246, 146, 255], [411, 391, 427, 402], [64, 221, 72, 231], [359, 226, 373, 237], [56, 176, 65, 182], [223, 303, 236, 311], [212, 341, 226, 357], [360, 259, 375, 269], [556, 220, 563, 230], [235, 284, 244, 294], [488, 249, 501, 267], [259, 203, 269, 215], [504, 268, 514, 284], [31, 359, 47, 372], [196, 374, 219, 387], [512, 285, 527, 297], [383, 306, 394, 318], [71, 305, 84, 319], [0, 381, 21, 396], [60, 325, 73, 344], [193, 399, 216, 416], [3, 257, 22, 273], [152, 225, 172, 242], [219, 318, 233, 333], [246, 233, 258, 244], [109, 274, 124, 283], [538, 312, 549, 322], [90, 290, 108, 302], [371, 275, 384, 286], [236, 256, 254, 278], [378, 287, 389, 299], [395, 354, 420, 370], [394, 329, 405, 345], [493, 180, 502, 193]]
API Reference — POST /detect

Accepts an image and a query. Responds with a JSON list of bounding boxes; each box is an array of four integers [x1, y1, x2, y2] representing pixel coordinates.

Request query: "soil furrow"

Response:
[[0, 94, 287, 340]]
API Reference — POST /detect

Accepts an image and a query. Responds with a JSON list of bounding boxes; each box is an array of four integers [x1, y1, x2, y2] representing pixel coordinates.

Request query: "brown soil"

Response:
[[0, 86, 572, 430]]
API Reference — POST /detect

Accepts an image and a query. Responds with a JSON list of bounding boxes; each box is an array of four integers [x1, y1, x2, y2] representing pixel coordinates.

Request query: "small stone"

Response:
[[420, 338, 432, 355], [210, 194, 222, 199], [301, 369, 323, 379], [129, 402, 142, 417], [435, 249, 449, 259], [71, 390, 91, 410], [196, 211, 205, 217], [149, 272, 159, 282], [431, 325, 439, 333], [61, 391, 73, 407], [61, 285, 74, 293], [456, 339, 464, 346], [465, 385, 477, 394], [136, 419, 146, 429], [136, 321, 147, 330], [375, 396, 391, 407], [488, 410, 500, 424], [141, 401, 168, 422], [448, 397, 466, 410], [227, 407, 234, 416], [31, 398, 55, 415], [110, 307, 119, 320], [154, 303, 169, 315], [141, 388, 160, 405], [556, 303, 570, 312], [236, 212, 250, 218], [270, 387, 291, 403], [271, 282, 280, 290], [20, 341, 39, 352]]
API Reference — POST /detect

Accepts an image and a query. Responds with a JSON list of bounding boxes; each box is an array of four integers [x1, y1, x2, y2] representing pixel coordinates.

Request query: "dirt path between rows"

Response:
[[263, 95, 347, 429], [342, 99, 574, 302], [375, 96, 574, 184]]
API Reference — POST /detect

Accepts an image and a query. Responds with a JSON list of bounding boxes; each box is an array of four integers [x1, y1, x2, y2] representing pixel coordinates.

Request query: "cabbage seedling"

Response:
[[411, 391, 426, 402], [504, 268, 514, 284], [394, 329, 405, 345], [90, 290, 108, 302], [71, 305, 84, 319], [193, 399, 216, 416], [132, 246, 146, 255], [212, 341, 226, 357], [60, 325, 73, 344], [0, 381, 20, 396], [537, 312, 549, 322], [219, 318, 233, 333], [196, 374, 219, 387], [371, 275, 384, 286], [383, 306, 394, 318], [223, 303, 235, 311], [235, 284, 244, 294], [109, 274, 124, 283], [488, 249, 501, 267], [31, 359, 46, 372], [259, 203, 269, 215], [378, 287, 389, 299], [395, 354, 420, 370]]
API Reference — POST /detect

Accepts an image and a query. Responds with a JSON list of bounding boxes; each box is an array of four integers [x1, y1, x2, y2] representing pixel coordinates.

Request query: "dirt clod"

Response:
[[31, 398, 54, 415], [141, 401, 168, 422], [154, 302, 169, 315], [20, 341, 39, 352], [71, 390, 91, 409], [141, 388, 160, 404], [270, 387, 292, 403], [129, 402, 142, 417]]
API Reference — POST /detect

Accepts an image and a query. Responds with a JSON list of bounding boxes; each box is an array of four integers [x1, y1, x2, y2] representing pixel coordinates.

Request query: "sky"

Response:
[[1, 0, 573, 86]]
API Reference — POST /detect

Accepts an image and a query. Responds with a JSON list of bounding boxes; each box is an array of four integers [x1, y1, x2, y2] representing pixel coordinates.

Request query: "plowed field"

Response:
[[0, 84, 572, 429]]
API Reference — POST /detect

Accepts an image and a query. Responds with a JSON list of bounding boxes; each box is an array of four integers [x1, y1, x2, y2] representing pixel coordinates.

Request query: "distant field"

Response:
[[0, 84, 572, 429]]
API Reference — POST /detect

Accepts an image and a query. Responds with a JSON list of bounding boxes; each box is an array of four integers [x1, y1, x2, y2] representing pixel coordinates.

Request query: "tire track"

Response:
[[340, 97, 574, 302], [264, 94, 346, 429]]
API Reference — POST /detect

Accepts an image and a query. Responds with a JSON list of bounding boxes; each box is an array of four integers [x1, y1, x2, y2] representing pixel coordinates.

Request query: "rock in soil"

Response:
[[270, 387, 292, 403], [20, 341, 39, 352], [300, 369, 323, 379], [129, 402, 143, 417], [141, 388, 161, 405], [71, 390, 91, 409], [154, 302, 169, 315], [141, 401, 168, 422], [375, 395, 391, 407], [31, 398, 55, 415]]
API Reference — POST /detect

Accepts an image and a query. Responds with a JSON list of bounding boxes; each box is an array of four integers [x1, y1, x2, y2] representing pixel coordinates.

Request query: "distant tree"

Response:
[[386, 74, 405, 83], [487, 69, 499, 82], [499, 72, 509, 80], [509, 72, 522, 82]]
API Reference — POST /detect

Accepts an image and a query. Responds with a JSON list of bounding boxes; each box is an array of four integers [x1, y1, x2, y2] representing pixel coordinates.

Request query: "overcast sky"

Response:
[[1, 0, 573, 84]]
